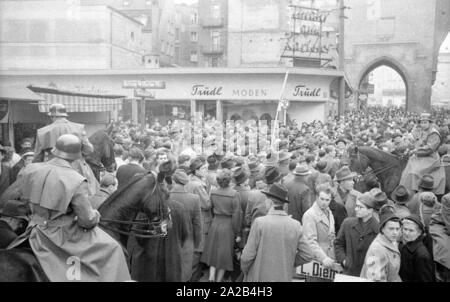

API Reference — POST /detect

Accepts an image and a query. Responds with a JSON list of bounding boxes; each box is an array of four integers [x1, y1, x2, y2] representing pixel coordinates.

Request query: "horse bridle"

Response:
[[351, 147, 402, 180], [99, 176, 170, 239]]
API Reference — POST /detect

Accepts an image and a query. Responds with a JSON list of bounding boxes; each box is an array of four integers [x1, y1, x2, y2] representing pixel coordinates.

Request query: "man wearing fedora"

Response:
[[33, 103, 99, 196], [232, 166, 251, 246], [334, 192, 379, 277], [333, 166, 362, 218], [399, 215, 435, 282], [286, 164, 312, 223], [399, 113, 446, 196], [389, 185, 412, 219], [406, 174, 435, 215], [240, 183, 314, 282]]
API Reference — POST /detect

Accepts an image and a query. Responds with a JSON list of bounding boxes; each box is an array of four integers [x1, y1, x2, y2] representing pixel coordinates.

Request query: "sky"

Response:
[[174, 0, 198, 4]]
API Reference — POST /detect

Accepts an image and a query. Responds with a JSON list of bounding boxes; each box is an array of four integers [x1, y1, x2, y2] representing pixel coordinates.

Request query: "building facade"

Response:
[[81, 0, 176, 67], [174, 3, 199, 67], [0, 0, 145, 70], [198, 0, 228, 67]]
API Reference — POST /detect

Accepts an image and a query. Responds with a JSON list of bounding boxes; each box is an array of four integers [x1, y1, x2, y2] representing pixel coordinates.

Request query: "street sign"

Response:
[[140, 81, 166, 89], [123, 80, 166, 89], [134, 89, 155, 98], [123, 80, 139, 88]]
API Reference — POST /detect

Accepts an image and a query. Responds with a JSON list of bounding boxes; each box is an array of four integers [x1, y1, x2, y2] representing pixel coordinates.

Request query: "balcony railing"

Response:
[[200, 45, 225, 55], [200, 17, 224, 28]]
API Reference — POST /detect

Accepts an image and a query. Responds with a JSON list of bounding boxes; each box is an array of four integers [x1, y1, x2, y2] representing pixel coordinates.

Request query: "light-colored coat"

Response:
[[240, 208, 314, 282], [360, 233, 402, 282], [302, 202, 336, 262]]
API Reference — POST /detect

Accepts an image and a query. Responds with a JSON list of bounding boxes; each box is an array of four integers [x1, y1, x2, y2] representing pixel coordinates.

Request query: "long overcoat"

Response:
[[8, 158, 130, 282], [240, 208, 314, 282]]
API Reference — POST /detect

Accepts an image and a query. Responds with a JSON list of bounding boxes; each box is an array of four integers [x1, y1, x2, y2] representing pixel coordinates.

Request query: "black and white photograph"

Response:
[[0, 0, 449, 286]]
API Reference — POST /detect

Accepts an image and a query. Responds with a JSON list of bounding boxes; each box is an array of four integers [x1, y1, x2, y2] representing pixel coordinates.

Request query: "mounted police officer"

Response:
[[400, 113, 446, 195], [33, 103, 99, 195], [8, 134, 130, 281]]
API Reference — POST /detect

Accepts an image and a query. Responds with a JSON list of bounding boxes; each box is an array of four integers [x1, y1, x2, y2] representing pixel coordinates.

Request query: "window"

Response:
[[123, 1, 130, 7], [190, 51, 198, 62], [211, 3, 221, 19], [211, 56, 219, 67], [191, 12, 198, 24], [190, 31, 198, 42], [212, 31, 221, 51]]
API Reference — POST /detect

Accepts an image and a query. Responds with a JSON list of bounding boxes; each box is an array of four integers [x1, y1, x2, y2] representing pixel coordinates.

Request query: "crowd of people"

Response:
[[0, 103, 449, 282]]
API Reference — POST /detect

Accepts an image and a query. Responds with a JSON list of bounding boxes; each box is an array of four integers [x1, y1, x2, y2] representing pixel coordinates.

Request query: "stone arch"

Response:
[[356, 56, 411, 111], [230, 113, 242, 121]]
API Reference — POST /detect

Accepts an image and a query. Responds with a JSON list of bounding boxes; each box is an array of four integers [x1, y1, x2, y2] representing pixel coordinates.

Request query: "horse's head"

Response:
[[139, 173, 171, 238], [88, 130, 116, 173], [347, 145, 369, 176]]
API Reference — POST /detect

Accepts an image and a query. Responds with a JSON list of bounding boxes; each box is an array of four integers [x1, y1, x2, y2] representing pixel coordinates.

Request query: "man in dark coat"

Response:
[[399, 215, 435, 282], [334, 192, 379, 276], [286, 165, 311, 223], [170, 169, 203, 282], [116, 147, 146, 189]]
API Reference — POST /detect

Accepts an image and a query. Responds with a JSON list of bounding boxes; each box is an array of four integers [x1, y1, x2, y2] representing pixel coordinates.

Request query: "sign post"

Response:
[[122, 80, 166, 131]]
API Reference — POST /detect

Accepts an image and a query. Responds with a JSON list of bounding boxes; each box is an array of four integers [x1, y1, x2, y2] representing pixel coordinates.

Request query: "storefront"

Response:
[[0, 85, 124, 149], [0, 67, 352, 134]]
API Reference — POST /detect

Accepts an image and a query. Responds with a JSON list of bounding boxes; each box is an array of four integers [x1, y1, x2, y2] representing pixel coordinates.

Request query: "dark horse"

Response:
[[348, 146, 450, 199], [348, 146, 408, 198], [0, 171, 170, 282], [85, 129, 116, 181]]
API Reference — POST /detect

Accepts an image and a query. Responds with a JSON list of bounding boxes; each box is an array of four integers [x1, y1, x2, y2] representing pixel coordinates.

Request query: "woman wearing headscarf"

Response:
[[201, 169, 242, 282]]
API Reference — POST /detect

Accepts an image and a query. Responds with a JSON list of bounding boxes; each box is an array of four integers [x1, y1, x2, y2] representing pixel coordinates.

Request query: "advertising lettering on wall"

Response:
[[292, 84, 326, 99]]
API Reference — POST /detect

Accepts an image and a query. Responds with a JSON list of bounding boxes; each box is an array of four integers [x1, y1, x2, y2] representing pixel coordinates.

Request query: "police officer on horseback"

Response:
[[8, 134, 130, 281], [400, 113, 446, 195], [33, 103, 99, 195]]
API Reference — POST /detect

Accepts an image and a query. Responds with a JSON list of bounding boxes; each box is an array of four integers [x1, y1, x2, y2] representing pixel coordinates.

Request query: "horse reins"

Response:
[[353, 149, 402, 179], [98, 174, 168, 239]]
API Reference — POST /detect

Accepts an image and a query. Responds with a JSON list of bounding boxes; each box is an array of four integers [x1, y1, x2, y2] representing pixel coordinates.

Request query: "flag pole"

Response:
[[271, 70, 290, 150]]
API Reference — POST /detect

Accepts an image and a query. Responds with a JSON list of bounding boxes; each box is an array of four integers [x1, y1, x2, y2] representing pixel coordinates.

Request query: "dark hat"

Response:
[[261, 183, 289, 204], [220, 157, 235, 169], [392, 132, 402, 139], [178, 154, 191, 165], [402, 214, 425, 233], [265, 152, 279, 167], [369, 188, 388, 210], [248, 161, 260, 174], [207, 154, 218, 170], [316, 160, 328, 172], [1, 200, 30, 220], [419, 174, 434, 190], [278, 150, 292, 163], [358, 192, 376, 209], [419, 113, 433, 122], [232, 166, 249, 185], [264, 166, 283, 184], [190, 157, 204, 173], [391, 185, 411, 205], [172, 169, 189, 185], [379, 212, 400, 232], [293, 164, 310, 176], [335, 137, 347, 145], [335, 166, 356, 182]]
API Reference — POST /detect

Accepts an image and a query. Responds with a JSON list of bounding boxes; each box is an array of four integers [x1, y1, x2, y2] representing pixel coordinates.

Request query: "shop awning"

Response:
[[0, 86, 46, 102], [28, 85, 125, 113]]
